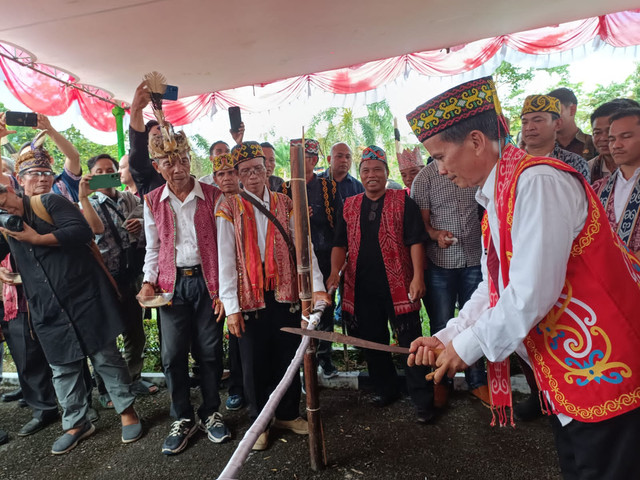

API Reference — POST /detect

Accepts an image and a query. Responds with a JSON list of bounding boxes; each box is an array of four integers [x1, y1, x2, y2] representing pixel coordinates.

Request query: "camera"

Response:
[[0, 212, 24, 232]]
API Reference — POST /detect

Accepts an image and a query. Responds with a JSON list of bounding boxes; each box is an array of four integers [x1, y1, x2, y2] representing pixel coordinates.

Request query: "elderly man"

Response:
[[327, 146, 433, 422], [407, 76, 640, 479], [0, 181, 140, 454], [520, 94, 590, 182], [138, 129, 229, 455], [217, 141, 329, 451], [211, 153, 245, 411]]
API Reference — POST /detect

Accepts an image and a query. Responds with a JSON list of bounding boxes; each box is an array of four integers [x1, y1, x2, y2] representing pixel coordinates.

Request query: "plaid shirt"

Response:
[[410, 161, 482, 269]]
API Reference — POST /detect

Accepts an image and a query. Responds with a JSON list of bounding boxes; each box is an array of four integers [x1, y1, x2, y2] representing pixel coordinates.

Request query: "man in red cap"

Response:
[[407, 76, 640, 479]]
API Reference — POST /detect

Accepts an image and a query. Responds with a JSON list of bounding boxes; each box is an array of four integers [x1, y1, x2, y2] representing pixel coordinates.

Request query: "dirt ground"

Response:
[[0, 383, 561, 480]]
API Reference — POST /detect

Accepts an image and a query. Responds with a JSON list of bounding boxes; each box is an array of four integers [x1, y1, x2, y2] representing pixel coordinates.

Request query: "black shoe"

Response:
[[416, 408, 436, 424], [2, 388, 23, 402], [18, 414, 59, 437], [371, 393, 400, 408], [161, 419, 198, 455], [514, 393, 543, 421], [0, 429, 7, 445], [17, 398, 28, 408]]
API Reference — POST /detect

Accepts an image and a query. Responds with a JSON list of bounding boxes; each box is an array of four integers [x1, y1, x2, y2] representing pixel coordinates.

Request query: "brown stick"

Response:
[[290, 140, 326, 471]]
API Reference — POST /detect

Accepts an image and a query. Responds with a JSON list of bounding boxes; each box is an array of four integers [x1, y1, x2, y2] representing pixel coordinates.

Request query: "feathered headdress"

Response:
[[143, 71, 189, 160], [16, 130, 53, 175]]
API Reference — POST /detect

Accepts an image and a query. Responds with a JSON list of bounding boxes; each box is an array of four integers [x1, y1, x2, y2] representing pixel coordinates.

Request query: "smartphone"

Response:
[[162, 84, 179, 101], [5, 112, 38, 127], [229, 106, 242, 132], [89, 173, 121, 190]]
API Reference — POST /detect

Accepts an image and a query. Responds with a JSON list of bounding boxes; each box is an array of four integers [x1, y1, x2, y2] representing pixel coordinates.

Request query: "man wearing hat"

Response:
[[326, 146, 433, 422], [280, 138, 342, 378], [520, 94, 590, 182], [211, 153, 245, 411], [398, 147, 425, 192], [216, 141, 328, 450], [138, 130, 230, 455], [407, 76, 640, 479], [518, 94, 591, 420]]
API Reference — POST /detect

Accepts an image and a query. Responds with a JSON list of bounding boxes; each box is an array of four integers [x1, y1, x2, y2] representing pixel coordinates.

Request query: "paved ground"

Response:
[[0, 384, 561, 480]]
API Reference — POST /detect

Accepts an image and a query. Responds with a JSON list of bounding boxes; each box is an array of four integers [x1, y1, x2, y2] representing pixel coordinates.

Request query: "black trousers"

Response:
[[1, 312, 58, 421], [237, 291, 302, 422], [227, 334, 244, 397], [550, 406, 640, 480], [159, 273, 223, 421], [315, 249, 335, 369], [352, 289, 433, 413]]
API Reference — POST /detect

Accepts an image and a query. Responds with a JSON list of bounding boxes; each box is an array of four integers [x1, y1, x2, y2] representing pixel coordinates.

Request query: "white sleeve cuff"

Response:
[[220, 296, 240, 317], [451, 328, 484, 367]]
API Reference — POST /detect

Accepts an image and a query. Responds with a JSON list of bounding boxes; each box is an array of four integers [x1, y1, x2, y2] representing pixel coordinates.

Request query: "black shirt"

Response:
[[129, 126, 165, 195], [334, 192, 425, 296]]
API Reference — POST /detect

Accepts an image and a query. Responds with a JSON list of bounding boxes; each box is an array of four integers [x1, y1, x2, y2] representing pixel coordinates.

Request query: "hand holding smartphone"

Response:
[[5, 112, 38, 127], [229, 106, 242, 133], [88, 173, 121, 190]]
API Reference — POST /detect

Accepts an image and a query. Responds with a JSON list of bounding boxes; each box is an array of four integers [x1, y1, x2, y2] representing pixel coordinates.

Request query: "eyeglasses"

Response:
[[23, 170, 54, 178], [368, 201, 379, 222], [238, 165, 266, 177]]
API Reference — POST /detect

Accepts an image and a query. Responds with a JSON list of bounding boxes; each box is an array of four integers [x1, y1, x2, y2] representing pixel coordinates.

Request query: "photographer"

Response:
[[0, 183, 141, 454], [78, 154, 156, 401]]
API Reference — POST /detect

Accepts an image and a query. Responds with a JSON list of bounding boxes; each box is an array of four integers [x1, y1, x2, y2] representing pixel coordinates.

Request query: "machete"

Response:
[[281, 327, 410, 354]]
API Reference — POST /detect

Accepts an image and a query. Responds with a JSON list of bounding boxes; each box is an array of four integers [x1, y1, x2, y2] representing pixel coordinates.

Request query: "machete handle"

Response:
[[420, 348, 443, 381]]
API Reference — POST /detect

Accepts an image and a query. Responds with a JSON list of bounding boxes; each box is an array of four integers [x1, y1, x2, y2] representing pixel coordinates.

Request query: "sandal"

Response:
[[131, 380, 159, 396], [99, 394, 114, 409]]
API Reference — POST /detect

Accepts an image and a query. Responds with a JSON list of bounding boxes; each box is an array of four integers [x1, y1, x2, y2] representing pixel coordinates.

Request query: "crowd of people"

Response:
[[0, 76, 638, 479]]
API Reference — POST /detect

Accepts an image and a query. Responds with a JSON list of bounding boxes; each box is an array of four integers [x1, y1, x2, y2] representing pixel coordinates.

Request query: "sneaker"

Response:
[[225, 394, 244, 411], [51, 421, 95, 455], [321, 364, 339, 379], [161, 419, 198, 455], [252, 430, 269, 451], [199, 412, 230, 443], [272, 417, 308, 435]]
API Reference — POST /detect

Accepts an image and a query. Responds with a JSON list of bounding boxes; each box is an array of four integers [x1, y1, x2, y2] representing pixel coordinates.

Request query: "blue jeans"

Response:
[[423, 262, 486, 389]]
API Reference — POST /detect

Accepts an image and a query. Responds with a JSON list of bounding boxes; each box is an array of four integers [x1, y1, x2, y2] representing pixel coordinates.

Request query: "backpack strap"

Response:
[[29, 195, 120, 296]]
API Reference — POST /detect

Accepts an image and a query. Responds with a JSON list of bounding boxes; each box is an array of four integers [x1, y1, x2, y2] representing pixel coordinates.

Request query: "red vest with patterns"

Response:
[[490, 145, 640, 422], [342, 189, 420, 317], [144, 182, 221, 300]]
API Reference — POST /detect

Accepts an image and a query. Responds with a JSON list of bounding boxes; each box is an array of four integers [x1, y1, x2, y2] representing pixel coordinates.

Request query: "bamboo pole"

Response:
[[290, 136, 326, 471]]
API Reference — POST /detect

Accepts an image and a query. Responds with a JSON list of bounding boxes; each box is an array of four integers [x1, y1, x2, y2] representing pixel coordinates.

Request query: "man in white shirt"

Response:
[[138, 131, 230, 455], [216, 141, 329, 451], [406, 76, 640, 480], [593, 108, 640, 256]]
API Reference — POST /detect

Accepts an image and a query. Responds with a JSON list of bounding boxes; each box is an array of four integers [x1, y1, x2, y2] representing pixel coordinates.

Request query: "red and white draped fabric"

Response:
[[1, 10, 639, 133]]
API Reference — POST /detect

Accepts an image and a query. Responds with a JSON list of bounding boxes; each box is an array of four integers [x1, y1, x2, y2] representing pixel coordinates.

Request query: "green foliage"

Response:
[[494, 61, 638, 134], [188, 133, 213, 179], [306, 100, 414, 184]]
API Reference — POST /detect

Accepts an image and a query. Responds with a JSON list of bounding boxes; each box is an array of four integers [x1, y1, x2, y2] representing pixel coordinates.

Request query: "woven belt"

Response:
[[177, 265, 202, 276]]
